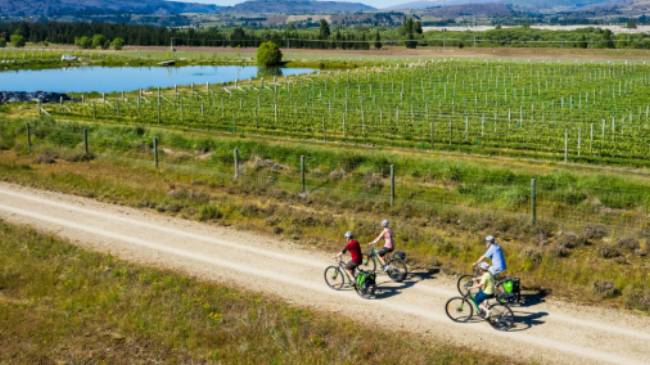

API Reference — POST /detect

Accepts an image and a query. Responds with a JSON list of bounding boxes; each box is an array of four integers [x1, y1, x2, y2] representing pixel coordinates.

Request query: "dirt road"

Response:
[[0, 182, 648, 365]]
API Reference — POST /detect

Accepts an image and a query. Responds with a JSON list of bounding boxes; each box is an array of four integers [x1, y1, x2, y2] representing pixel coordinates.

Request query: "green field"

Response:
[[48, 59, 650, 165]]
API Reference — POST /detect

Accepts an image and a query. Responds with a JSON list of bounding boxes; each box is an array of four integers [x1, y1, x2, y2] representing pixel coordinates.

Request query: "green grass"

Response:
[[0, 220, 519, 364], [0, 116, 648, 313]]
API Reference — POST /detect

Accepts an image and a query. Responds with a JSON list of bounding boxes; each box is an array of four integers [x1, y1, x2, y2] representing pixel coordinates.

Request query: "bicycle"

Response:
[[323, 258, 377, 299], [444, 289, 515, 331], [456, 266, 521, 305], [361, 246, 408, 283]]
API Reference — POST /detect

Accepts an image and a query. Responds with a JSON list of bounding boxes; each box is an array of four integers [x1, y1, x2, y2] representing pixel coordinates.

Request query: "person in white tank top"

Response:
[[368, 219, 395, 269]]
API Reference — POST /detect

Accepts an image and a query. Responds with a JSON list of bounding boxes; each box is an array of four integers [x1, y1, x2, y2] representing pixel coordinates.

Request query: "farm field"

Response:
[[0, 48, 649, 313]]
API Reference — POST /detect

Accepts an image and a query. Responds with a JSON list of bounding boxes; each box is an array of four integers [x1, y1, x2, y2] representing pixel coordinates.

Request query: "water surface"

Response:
[[0, 65, 316, 93]]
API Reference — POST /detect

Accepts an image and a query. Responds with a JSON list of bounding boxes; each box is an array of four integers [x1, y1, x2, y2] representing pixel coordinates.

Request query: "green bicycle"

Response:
[[444, 289, 515, 331], [323, 258, 377, 299]]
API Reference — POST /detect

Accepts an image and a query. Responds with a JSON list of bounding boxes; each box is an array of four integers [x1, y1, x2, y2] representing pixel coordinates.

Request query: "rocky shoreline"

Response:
[[0, 91, 72, 104]]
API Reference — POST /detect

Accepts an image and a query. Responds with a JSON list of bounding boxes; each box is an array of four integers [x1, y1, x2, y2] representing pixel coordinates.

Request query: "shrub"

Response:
[[74, 36, 91, 49], [583, 224, 608, 240], [10, 34, 25, 48], [593, 280, 620, 299], [198, 205, 222, 221], [0, 38, 6, 48], [92, 34, 108, 49], [617, 237, 640, 251], [110, 37, 125, 50], [256, 41, 282, 67], [598, 245, 621, 259]]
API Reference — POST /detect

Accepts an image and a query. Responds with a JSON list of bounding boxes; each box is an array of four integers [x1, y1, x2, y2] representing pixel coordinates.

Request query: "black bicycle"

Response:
[[445, 288, 515, 331], [456, 266, 521, 305], [361, 246, 408, 283], [323, 258, 377, 299]]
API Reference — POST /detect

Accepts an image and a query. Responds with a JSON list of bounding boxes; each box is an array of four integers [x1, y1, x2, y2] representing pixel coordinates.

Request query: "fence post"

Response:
[[300, 155, 305, 193], [153, 137, 159, 169], [390, 164, 395, 206], [26, 123, 32, 153], [530, 178, 537, 225], [83, 127, 89, 155], [233, 148, 240, 179], [564, 129, 569, 162]]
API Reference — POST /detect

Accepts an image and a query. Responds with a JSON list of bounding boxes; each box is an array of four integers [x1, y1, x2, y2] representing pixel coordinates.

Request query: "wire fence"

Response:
[[3, 117, 649, 240]]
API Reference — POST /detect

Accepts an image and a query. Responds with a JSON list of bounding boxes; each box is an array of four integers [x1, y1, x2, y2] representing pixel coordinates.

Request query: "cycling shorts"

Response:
[[378, 246, 394, 257], [345, 260, 361, 271]]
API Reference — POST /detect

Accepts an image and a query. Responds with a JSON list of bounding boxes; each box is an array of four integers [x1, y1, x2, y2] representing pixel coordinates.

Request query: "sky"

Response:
[[173, 0, 412, 9]]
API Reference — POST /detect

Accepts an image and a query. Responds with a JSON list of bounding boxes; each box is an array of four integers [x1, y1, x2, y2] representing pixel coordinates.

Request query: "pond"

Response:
[[0, 65, 316, 93]]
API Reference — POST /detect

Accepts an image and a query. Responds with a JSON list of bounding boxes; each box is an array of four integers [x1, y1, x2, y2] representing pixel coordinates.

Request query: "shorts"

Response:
[[474, 289, 494, 305], [378, 246, 394, 257], [489, 266, 505, 276], [345, 260, 361, 271]]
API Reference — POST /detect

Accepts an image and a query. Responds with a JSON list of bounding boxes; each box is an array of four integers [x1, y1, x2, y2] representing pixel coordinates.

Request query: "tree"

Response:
[[10, 34, 25, 48], [319, 19, 330, 40], [92, 34, 108, 49], [578, 35, 588, 49], [74, 36, 92, 49], [401, 17, 415, 36], [374, 31, 382, 49], [626, 20, 638, 29], [256, 40, 282, 67], [111, 37, 125, 50], [415, 20, 423, 34], [0, 37, 6, 48], [230, 27, 246, 47]]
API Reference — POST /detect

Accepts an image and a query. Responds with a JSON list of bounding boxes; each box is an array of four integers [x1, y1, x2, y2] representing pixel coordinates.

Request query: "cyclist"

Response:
[[367, 219, 394, 271], [471, 262, 495, 317], [336, 231, 362, 278], [474, 235, 506, 277]]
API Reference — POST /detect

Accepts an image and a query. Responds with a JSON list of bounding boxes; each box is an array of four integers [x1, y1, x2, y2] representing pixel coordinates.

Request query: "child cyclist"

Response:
[[471, 262, 496, 317]]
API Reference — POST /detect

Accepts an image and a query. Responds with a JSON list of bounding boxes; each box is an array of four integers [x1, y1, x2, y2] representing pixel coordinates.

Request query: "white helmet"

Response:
[[484, 235, 495, 244], [479, 262, 490, 271], [381, 219, 390, 228], [344, 231, 354, 239]]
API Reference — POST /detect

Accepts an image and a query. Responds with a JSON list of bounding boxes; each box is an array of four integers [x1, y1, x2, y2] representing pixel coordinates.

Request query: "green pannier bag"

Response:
[[503, 280, 514, 294]]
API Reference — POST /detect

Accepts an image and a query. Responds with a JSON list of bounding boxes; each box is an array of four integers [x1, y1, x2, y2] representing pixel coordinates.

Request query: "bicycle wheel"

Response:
[[445, 297, 473, 323], [323, 266, 345, 290], [356, 282, 377, 299], [386, 259, 408, 282], [457, 274, 474, 296], [487, 303, 515, 331]]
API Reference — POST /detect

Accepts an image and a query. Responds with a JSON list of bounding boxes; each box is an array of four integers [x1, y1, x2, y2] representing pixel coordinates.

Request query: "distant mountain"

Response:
[[0, 0, 219, 18], [227, 0, 375, 14], [387, 0, 615, 11], [421, 3, 514, 17]]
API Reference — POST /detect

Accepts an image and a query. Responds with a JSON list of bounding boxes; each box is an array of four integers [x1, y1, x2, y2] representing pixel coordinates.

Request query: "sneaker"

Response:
[[478, 308, 487, 319]]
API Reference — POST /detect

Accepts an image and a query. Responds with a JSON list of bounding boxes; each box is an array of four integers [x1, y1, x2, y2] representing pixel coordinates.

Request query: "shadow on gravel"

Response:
[[509, 310, 549, 332], [517, 289, 550, 307], [374, 268, 437, 299]]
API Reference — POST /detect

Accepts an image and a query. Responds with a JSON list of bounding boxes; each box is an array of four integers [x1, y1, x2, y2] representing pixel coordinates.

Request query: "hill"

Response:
[[227, 0, 375, 14]]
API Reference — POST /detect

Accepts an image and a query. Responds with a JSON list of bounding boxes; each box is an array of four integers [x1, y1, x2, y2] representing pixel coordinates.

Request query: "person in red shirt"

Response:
[[335, 231, 362, 278]]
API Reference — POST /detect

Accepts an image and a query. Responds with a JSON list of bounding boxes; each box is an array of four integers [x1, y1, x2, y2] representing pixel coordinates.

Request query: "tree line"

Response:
[[3, 20, 650, 50]]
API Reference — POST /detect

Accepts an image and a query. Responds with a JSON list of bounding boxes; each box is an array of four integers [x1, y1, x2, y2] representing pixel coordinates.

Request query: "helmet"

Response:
[[381, 219, 390, 228], [344, 231, 354, 239], [484, 235, 495, 244], [479, 262, 490, 271]]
